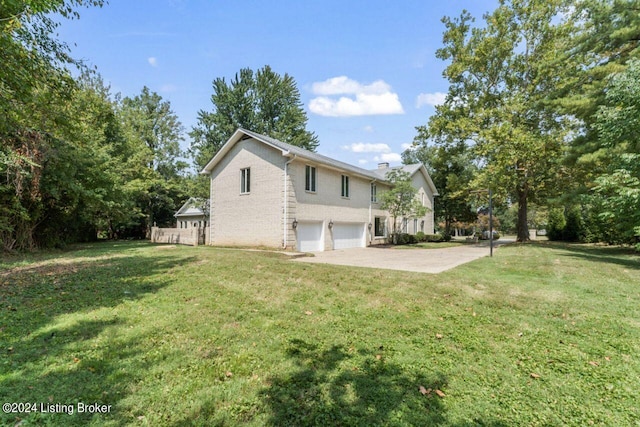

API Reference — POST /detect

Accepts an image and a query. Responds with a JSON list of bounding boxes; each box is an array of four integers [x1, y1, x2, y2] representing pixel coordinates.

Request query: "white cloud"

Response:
[[148, 57, 158, 67], [374, 153, 402, 163], [309, 76, 404, 117], [401, 143, 413, 151], [342, 142, 391, 153], [363, 125, 374, 133], [416, 92, 446, 108]]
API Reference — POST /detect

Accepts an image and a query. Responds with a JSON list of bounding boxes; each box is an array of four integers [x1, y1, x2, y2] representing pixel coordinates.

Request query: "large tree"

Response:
[[588, 60, 640, 247], [421, 0, 574, 241], [118, 87, 187, 237], [191, 65, 319, 169]]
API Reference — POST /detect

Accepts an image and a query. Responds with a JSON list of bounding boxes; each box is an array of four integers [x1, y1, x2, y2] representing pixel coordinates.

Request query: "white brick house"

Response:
[[200, 129, 438, 251]]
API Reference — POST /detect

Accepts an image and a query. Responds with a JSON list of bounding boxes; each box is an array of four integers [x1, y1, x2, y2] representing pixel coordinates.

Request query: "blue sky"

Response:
[[58, 0, 498, 169]]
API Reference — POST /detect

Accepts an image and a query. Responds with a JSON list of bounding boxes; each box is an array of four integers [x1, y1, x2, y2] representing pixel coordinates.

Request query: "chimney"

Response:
[[377, 162, 389, 170]]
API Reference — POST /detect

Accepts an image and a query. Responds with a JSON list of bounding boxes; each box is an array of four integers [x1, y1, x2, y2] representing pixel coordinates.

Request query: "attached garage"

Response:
[[332, 222, 366, 250], [296, 221, 324, 252]]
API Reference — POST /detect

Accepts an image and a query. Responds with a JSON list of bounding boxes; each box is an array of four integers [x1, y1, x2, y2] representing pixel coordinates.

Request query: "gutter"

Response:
[[283, 153, 296, 248]]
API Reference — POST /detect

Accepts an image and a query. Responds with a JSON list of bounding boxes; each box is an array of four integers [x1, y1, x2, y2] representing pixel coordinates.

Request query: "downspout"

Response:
[[283, 154, 297, 248], [208, 173, 213, 245], [368, 179, 377, 246]]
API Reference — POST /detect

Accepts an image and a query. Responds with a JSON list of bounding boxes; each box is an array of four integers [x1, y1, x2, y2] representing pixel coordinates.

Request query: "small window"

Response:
[[241, 168, 250, 194], [371, 183, 377, 202], [341, 175, 350, 198], [414, 219, 418, 233], [305, 165, 317, 192], [402, 218, 408, 233], [374, 217, 386, 237]]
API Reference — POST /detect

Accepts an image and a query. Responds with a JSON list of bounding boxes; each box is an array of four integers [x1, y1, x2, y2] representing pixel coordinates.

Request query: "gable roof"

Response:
[[174, 197, 209, 218], [200, 128, 438, 195]]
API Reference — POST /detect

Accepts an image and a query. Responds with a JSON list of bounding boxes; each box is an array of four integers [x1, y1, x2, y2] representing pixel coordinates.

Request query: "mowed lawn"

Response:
[[1, 241, 638, 426]]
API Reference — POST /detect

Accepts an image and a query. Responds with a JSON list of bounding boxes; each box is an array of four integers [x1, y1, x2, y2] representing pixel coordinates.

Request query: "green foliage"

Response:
[[547, 208, 566, 241], [379, 170, 429, 243], [191, 65, 319, 169], [403, 139, 476, 236], [562, 205, 585, 242], [422, 0, 575, 242]]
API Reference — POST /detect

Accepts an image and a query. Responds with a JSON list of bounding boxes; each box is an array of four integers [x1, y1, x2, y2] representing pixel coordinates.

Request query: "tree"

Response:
[[589, 60, 640, 247], [1, 1, 105, 249], [403, 137, 476, 237], [191, 65, 319, 169], [421, 1, 574, 242], [118, 87, 187, 237], [379, 170, 428, 243]]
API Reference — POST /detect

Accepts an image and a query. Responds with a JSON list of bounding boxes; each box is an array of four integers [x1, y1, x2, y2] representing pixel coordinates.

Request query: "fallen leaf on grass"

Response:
[[530, 373, 540, 379], [435, 389, 446, 397], [605, 356, 611, 361], [375, 354, 382, 360], [435, 333, 443, 339], [305, 311, 313, 316], [589, 361, 599, 367], [225, 371, 233, 378], [419, 386, 431, 395]]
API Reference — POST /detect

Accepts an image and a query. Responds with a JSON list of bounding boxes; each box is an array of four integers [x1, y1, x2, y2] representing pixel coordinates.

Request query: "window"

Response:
[[402, 218, 408, 233], [341, 175, 349, 198], [305, 165, 316, 192], [241, 168, 250, 194], [414, 219, 418, 234], [370, 183, 377, 202], [374, 217, 386, 237]]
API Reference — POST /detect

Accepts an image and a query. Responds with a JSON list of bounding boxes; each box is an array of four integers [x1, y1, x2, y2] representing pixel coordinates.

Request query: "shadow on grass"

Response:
[[0, 248, 195, 426], [261, 338, 448, 426], [540, 241, 640, 270]]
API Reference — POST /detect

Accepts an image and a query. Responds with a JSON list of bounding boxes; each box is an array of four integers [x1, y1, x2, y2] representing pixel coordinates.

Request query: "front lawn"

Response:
[[1, 241, 638, 426]]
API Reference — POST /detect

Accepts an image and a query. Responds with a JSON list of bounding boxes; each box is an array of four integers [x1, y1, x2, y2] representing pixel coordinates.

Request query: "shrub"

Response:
[[425, 234, 443, 242], [547, 208, 566, 241], [563, 205, 585, 242], [415, 231, 427, 242]]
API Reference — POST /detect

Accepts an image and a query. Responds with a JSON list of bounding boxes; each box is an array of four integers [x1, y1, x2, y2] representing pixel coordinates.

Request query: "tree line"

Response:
[[0, 1, 315, 251]]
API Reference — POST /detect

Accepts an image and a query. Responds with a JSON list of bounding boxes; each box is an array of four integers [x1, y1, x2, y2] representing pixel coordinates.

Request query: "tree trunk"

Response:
[[516, 183, 530, 242]]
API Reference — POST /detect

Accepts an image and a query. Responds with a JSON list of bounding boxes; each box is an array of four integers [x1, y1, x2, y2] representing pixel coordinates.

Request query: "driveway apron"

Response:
[[292, 241, 511, 273]]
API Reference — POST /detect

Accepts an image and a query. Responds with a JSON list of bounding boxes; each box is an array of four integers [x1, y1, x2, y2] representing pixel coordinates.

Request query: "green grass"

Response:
[[1, 241, 639, 426]]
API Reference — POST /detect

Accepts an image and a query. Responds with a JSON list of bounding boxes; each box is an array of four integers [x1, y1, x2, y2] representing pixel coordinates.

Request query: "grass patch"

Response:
[[1, 241, 639, 425]]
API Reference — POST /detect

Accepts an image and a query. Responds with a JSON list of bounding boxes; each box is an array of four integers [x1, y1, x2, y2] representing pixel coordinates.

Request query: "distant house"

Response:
[[174, 197, 209, 229], [200, 128, 438, 252]]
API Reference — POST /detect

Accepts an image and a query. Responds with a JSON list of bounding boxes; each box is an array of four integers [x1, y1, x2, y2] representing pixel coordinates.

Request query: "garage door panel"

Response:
[[333, 223, 365, 249], [297, 222, 323, 252]]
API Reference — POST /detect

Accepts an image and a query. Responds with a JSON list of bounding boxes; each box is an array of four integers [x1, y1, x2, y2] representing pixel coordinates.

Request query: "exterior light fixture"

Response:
[[292, 218, 298, 229], [368, 222, 372, 230], [328, 220, 334, 229]]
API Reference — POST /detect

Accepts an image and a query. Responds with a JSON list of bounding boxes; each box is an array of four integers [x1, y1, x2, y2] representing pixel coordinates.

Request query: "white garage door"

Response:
[[296, 221, 324, 252], [333, 222, 366, 250]]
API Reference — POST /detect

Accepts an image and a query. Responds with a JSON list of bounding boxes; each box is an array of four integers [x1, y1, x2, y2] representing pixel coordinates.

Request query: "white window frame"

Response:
[[241, 167, 250, 194], [341, 175, 350, 198], [305, 165, 317, 193], [371, 183, 377, 202]]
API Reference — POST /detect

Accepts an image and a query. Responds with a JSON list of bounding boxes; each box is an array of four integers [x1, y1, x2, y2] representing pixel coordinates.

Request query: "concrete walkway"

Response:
[[292, 239, 514, 274]]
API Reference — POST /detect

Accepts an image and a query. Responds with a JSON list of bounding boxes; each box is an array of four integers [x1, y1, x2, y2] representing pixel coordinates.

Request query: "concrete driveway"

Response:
[[292, 240, 513, 273]]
